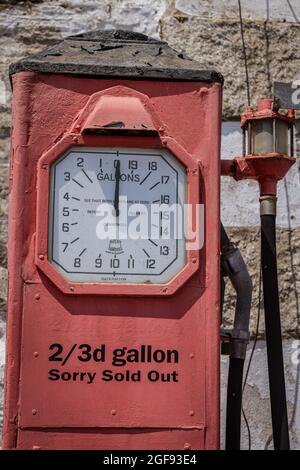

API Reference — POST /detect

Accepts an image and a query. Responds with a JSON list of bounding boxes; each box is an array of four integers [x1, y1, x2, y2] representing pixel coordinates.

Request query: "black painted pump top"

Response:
[[9, 29, 224, 83]]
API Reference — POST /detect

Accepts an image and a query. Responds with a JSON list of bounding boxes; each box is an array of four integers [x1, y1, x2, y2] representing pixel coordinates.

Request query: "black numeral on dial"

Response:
[[146, 259, 156, 269], [148, 161, 157, 171]]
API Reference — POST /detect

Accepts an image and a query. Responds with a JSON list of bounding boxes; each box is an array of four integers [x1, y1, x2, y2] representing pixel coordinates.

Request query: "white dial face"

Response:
[[49, 147, 187, 284]]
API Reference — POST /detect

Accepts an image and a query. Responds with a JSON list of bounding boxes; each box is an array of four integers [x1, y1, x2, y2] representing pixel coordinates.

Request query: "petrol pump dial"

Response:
[[49, 147, 187, 284]]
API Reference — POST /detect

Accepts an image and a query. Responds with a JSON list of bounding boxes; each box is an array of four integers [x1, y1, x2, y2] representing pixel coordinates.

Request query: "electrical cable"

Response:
[[264, 0, 272, 96], [241, 266, 262, 450], [283, 177, 300, 432], [237, 0, 251, 106], [242, 268, 261, 395], [237, 0, 258, 450], [283, 177, 300, 333], [286, 0, 300, 24]]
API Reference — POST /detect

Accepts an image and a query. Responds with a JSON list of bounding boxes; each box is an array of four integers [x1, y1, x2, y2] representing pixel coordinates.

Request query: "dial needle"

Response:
[[114, 159, 121, 217]]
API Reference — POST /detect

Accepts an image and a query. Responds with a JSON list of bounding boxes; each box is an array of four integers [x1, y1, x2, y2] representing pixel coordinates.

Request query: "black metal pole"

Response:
[[260, 198, 290, 450]]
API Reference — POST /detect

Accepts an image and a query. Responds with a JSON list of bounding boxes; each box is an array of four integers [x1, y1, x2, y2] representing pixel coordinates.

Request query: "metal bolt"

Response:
[[189, 353, 194, 359], [73, 136, 79, 143], [162, 288, 168, 293], [183, 443, 192, 450], [189, 410, 195, 416], [33, 352, 39, 358], [111, 409, 117, 416], [42, 164, 48, 170], [32, 409, 37, 415], [192, 257, 197, 264], [34, 294, 40, 300], [32, 446, 41, 450], [70, 286, 75, 292], [39, 255, 45, 261]]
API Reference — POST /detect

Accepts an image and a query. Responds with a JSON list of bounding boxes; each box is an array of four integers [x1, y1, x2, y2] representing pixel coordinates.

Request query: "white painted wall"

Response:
[[175, 0, 300, 22], [8, 0, 167, 40], [221, 340, 300, 449]]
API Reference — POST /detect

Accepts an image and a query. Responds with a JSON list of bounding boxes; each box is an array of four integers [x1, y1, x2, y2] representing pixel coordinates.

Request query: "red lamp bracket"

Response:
[[221, 153, 295, 196]]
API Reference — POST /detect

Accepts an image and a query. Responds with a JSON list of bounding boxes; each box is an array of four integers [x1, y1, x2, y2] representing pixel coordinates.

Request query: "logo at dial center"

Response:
[[106, 239, 124, 254]]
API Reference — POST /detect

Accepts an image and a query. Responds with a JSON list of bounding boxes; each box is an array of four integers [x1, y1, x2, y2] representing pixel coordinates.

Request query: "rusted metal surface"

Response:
[[273, 81, 300, 110], [78, 91, 158, 134], [9, 30, 224, 84], [240, 98, 295, 127], [17, 429, 205, 450]]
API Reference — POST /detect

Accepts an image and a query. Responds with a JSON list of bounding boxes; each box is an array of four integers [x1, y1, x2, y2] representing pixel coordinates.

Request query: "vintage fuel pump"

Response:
[[3, 30, 223, 450], [3, 29, 295, 452]]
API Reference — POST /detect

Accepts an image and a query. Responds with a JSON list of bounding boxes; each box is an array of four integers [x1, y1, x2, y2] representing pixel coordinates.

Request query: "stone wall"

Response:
[[0, 0, 300, 449]]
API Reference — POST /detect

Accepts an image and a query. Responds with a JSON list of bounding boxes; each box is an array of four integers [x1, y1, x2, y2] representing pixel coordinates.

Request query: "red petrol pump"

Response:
[[3, 30, 223, 450]]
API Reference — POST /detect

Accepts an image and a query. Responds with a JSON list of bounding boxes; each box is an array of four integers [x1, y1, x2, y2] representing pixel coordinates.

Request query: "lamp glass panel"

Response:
[[275, 119, 289, 155], [250, 119, 274, 154]]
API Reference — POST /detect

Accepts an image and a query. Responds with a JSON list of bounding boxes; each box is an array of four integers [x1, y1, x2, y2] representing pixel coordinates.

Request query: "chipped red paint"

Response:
[[3, 72, 222, 450], [221, 153, 295, 195], [240, 98, 295, 128]]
